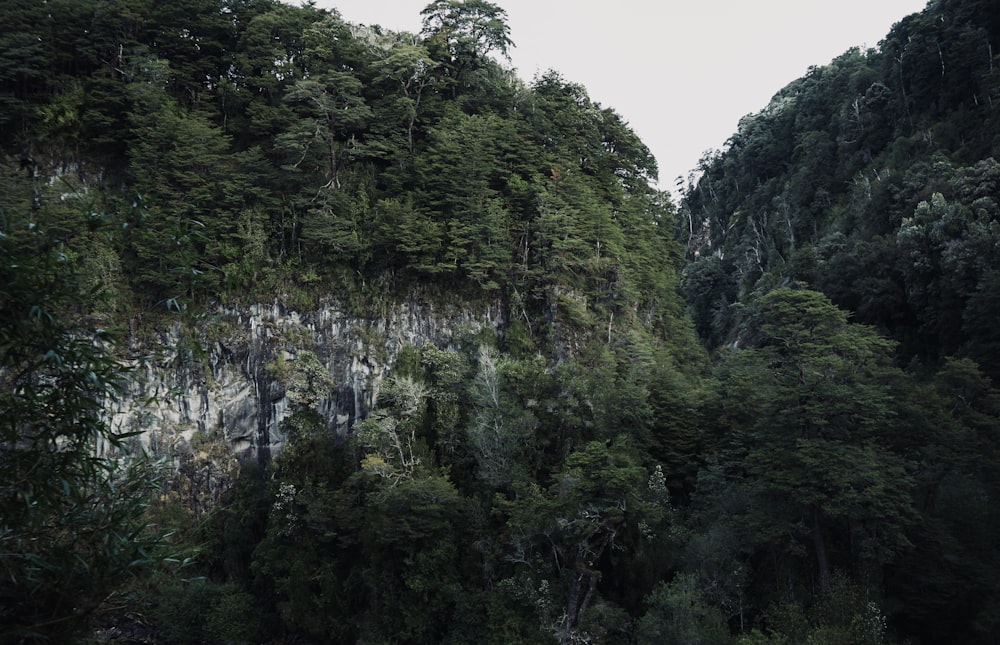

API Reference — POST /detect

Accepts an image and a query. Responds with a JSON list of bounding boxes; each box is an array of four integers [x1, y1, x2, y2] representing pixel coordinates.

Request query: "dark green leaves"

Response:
[[0, 224, 163, 642]]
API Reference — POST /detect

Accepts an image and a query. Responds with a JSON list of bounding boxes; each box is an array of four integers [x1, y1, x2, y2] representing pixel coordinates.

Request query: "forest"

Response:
[[0, 0, 998, 643]]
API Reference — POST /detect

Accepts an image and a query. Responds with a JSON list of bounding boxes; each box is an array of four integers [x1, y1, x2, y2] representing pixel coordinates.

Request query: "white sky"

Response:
[[310, 0, 930, 195]]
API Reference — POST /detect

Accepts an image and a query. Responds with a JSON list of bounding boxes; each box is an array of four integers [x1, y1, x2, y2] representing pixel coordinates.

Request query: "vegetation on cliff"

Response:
[[1, 0, 999, 642]]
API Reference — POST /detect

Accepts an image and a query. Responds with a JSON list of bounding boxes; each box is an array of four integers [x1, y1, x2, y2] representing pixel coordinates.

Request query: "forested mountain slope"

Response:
[[682, 0, 1000, 377], [1, 0, 677, 338], [675, 2, 1000, 640], [0, 0, 998, 643]]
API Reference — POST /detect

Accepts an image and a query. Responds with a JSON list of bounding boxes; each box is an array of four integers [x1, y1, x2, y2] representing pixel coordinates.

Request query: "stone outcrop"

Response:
[[109, 298, 503, 467]]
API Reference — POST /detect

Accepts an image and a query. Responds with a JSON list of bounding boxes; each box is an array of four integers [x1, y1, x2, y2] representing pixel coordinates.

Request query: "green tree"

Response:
[[356, 375, 432, 483], [359, 473, 480, 643], [126, 88, 248, 304], [421, 0, 514, 92], [636, 573, 735, 645], [370, 36, 439, 156], [0, 0, 53, 139], [228, 1, 323, 142], [499, 437, 660, 642], [413, 109, 514, 283], [885, 357, 1000, 643], [466, 345, 537, 488], [0, 224, 162, 642], [277, 24, 372, 191], [250, 410, 361, 643], [738, 288, 916, 589]]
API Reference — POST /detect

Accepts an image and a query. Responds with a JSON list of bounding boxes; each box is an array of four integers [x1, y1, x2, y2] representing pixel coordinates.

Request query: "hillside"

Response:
[[677, 1, 1000, 640], [681, 0, 1000, 376], [0, 0, 678, 334], [1, 1, 998, 643]]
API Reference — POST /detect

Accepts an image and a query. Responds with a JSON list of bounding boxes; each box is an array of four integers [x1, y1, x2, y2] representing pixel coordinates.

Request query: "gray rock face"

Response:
[[108, 299, 503, 466]]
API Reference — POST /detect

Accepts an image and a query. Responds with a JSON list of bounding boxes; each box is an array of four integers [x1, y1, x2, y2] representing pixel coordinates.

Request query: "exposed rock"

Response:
[[109, 298, 503, 471]]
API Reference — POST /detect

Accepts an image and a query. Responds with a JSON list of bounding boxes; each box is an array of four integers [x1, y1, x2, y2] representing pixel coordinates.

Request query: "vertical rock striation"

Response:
[[109, 299, 503, 468]]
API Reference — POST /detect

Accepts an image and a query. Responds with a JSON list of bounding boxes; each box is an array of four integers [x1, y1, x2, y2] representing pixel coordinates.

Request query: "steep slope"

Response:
[[0, 0, 700, 468], [4, 1, 999, 643], [681, 0, 1000, 376], [678, 2, 1000, 642], [0, 0, 681, 343], [0, 2, 712, 641]]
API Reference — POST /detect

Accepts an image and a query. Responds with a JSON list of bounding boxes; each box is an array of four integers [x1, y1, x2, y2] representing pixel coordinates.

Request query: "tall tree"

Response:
[[722, 288, 916, 590], [420, 0, 513, 61], [420, 0, 513, 96]]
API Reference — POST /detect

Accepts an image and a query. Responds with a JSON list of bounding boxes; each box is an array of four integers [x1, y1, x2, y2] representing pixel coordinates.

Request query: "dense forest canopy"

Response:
[[681, 0, 1000, 374], [1, 0, 998, 643]]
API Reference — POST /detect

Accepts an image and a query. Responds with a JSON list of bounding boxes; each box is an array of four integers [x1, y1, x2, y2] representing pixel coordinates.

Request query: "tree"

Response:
[[420, 0, 513, 61], [885, 357, 1000, 643], [0, 0, 50, 137], [421, 0, 513, 99], [126, 88, 248, 304], [964, 269, 1000, 380], [359, 474, 479, 643], [498, 437, 660, 642], [370, 36, 439, 156], [738, 288, 916, 589], [466, 345, 537, 488], [278, 70, 372, 191], [636, 573, 735, 645], [373, 196, 445, 273], [0, 223, 162, 642], [249, 407, 361, 643], [413, 109, 513, 282], [356, 375, 431, 483]]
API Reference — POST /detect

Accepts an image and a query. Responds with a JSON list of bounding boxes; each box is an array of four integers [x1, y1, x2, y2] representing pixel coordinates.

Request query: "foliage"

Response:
[[681, 0, 1000, 376], [0, 223, 163, 642], [0, 0, 679, 324], [152, 578, 265, 645], [636, 573, 735, 645], [466, 345, 537, 488], [3, 0, 999, 643], [677, 4, 1000, 639]]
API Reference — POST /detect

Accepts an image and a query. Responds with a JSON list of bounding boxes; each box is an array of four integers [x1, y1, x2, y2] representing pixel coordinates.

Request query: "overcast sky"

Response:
[[310, 0, 929, 195]]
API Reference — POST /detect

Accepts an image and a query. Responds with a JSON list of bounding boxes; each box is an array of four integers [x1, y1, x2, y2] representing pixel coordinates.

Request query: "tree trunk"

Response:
[[812, 504, 831, 590]]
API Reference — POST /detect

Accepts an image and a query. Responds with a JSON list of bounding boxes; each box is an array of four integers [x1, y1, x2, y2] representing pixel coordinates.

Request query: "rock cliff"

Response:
[[109, 298, 503, 469]]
